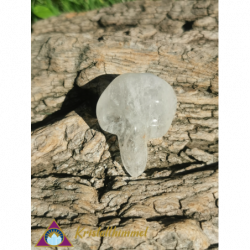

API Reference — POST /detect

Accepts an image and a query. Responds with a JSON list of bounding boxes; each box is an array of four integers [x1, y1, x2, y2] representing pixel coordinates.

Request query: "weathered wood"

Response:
[[31, 0, 218, 249]]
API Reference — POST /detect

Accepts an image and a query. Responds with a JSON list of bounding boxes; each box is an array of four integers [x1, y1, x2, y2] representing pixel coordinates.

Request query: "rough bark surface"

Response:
[[31, 0, 218, 249]]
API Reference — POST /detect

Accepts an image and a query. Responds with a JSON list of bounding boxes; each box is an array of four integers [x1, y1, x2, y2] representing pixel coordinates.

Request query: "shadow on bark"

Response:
[[31, 74, 118, 131]]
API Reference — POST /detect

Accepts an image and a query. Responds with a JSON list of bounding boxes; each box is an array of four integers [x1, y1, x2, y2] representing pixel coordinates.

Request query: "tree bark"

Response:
[[31, 0, 218, 249]]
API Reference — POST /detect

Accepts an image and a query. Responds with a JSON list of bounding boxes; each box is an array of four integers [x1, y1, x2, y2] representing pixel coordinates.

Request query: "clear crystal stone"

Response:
[[97, 73, 177, 177]]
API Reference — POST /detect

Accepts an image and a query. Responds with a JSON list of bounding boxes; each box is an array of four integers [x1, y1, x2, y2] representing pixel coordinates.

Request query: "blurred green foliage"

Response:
[[31, 0, 133, 24]]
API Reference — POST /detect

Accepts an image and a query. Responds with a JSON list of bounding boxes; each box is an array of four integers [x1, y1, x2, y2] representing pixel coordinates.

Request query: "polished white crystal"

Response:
[[96, 73, 177, 177]]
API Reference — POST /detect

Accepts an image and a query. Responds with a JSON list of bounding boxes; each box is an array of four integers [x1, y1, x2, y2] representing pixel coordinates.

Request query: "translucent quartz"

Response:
[[96, 73, 177, 177]]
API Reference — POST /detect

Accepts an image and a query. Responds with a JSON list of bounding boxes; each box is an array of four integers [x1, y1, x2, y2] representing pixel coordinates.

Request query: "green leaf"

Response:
[[32, 5, 54, 19]]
